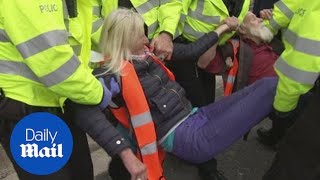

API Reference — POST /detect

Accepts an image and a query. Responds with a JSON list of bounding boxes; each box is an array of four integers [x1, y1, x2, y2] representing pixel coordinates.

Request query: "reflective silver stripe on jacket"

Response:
[[179, 13, 187, 24], [0, 56, 80, 87], [140, 142, 158, 155], [39, 55, 81, 87], [161, 0, 170, 5], [174, 28, 180, 39], [131, 112, 153, 128], [93, 6, 101, 17], [188, 0, 220, 24], [194, 0, 205, 15], [92, 18, 104, 34], [275, 0, 293, 19], [135, 0, 170, 14], [275, 57, 319, 85], [148, 22, 159, 37], [283, 29, 320, 56], [92, 3, 103, 33], [71, 45, 82, 56], [136, 0, 172, 36], [63, 0, 69, 31], [183, 24, 204, 39], [183, 0, 220, 39], [0, 29, 10, 43], [188, 10, 220, 25], [173, 14, 187, 38], [226, 75, 235, 84], [16, 30, 69, 59], [135, 0, 160, 14], [269, 17, 281, 31], [0, 60, 40, 82]]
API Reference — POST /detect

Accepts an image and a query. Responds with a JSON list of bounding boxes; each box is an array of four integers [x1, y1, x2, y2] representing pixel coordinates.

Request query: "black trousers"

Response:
[[263, 88, 320, 180], [0, 97, 93, 180]]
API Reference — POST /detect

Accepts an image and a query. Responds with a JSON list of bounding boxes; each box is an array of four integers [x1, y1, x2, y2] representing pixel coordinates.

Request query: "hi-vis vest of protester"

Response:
[[224, 39, 240, 96], [0, 0, 103, 107], [264, 0, 320, 112], [91, 0, 182, 41], [180, 0, 250, 44], [109, 55, 173, 180]]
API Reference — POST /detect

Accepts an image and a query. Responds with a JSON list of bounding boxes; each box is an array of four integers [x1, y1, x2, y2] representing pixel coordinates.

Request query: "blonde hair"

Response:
[[99, 8, 145, 74]]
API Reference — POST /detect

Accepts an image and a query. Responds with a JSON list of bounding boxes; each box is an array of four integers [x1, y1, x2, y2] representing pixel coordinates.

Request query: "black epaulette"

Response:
[[65, 0, 78, 18]]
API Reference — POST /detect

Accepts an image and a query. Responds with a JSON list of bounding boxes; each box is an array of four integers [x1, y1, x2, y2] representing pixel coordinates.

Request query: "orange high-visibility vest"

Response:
[[224, 39, 240, 96], [110, 55, 173, 180]]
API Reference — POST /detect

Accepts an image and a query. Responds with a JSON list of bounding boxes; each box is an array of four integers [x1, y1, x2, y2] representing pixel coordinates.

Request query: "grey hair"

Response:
[[238, 22, 274, 43]]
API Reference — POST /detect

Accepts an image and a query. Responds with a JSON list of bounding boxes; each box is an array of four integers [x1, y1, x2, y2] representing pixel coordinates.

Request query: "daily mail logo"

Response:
[[20, 128, 63, 158], [10, 113, 73, 175]]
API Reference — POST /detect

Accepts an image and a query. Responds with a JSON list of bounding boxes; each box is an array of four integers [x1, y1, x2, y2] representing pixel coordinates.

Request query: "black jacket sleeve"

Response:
[[172, 31, 219, 62], [66, 101, 130, 156]]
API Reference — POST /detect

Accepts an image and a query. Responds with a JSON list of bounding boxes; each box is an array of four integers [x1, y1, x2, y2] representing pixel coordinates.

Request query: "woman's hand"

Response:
[[224, 16, 240, 31], [119, 148, 147, 180]]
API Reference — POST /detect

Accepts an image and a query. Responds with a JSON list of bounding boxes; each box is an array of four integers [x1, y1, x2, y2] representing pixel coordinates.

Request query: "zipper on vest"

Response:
[[143, 61, 163, 84], [194, 63, 199, 78], [167, 88, 189, 111]]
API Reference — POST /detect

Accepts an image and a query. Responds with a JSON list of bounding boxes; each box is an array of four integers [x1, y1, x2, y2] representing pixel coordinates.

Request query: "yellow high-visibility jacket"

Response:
[[0, 0, 103, 107], [265, 0, 320, 112], [90, 0, 183, 45], [179, 0, 250, 44]]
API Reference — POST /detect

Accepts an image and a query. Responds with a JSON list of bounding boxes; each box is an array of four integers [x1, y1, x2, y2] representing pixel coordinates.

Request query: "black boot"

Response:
[[257, 109, 297, 148], [198, 159, 228, 180], [257, 124, 284, 148], [257, 90, 314, 148]]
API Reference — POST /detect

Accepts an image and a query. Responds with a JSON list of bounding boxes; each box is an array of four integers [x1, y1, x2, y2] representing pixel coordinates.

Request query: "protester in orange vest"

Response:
[[96, 8, 278, 179], [198, 12, 279, 97]]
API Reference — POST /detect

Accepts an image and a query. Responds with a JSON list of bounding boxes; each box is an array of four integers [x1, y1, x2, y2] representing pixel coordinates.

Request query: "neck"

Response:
[[243, 35, 262, 45], [251, 37, 262, 45]]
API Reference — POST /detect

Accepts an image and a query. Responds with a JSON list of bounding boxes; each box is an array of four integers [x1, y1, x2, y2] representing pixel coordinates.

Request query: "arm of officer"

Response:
[[263, 0, 302, 34], [150, 0, 183, 60]]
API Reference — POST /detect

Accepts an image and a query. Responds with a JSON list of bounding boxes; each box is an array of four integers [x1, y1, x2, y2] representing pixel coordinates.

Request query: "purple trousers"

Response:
[[172, 77, 278, 163]]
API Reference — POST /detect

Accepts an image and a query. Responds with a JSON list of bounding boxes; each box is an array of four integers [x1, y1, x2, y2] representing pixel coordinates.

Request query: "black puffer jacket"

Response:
[[131, 31, 221, 139], [133, 57, 193, 139]]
